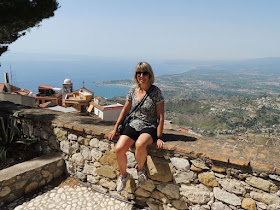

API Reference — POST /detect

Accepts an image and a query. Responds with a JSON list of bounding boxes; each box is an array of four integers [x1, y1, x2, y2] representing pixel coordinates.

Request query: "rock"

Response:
[[90, 138, 100, 147], [57, 159, 64, 167], [54, 169, 63, 178], [2, 178, 16, 186], [246, 177, 278, 193], [91, 148, 103, 161], [14, 180, 28, 190], [147, 201, 163, 210], [135, 188, 151, 197], [198, 172, 219, 187], [65, 160, 75, 174], [219, 179, 246, 195], [54, 128, 67, 141], [146, 156, 173, 182], [170, 157, 190, 171], [83, 163, 97, 175], [124, 177, 136, 193], [174, 171, 196, 184], [0, 186, 11, 197], [242, 198, 257, 210], [140, 179, 155, 192], [76, 171, 86, 181], [70, 141, 79, 154], [211, 165, 226, 173], [25, 182, 39, 194], [126, 151, 137, 168], [87, 175, 99, 184], [80, 145, 91, 160], [157, 183, 180, 199], [99, 151, 118, 169], [191, 159, 209, 170], [213, 187, 241, 206], [190, 165, 203, 172], [181, 184, 211, 205], [68, 134, 77, 141], [250, 191, 280, 205], [96, 166, 116, 179], [99, 178, 116, 191], [172, 200, 188, 210], [211, 202, 231, 210], [127, 168, 138, 180], [77, 136, 86, 144], [98, 141, 110, 152], [60, 140, 72, 154], [72, 153, 84, 166], [269, 174, 280, 182], [151, 191, 170, 204]]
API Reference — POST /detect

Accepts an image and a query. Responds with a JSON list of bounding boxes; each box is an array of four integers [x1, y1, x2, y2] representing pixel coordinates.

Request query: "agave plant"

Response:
[[0, 111, 38, 163]]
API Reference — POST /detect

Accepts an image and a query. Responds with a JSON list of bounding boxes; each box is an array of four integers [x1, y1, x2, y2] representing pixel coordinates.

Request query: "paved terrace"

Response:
[[1, 101, 280, 175]]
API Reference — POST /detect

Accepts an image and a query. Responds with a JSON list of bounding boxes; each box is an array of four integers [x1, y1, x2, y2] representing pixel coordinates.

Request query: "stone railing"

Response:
[[0, 153, 64, 206], [1, 103, 280, 209]]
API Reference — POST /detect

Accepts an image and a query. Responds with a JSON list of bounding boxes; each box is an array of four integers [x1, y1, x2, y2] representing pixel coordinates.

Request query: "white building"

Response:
[[89, 96, 123, 121]]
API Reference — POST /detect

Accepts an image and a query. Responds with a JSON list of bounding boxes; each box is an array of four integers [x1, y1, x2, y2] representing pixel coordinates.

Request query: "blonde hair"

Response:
[[133, 62, 155, 87]]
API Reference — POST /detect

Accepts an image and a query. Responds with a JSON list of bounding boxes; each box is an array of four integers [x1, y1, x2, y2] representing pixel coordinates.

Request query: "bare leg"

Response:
[[135, 133, 153, 170], [115, 135, 135, 175]]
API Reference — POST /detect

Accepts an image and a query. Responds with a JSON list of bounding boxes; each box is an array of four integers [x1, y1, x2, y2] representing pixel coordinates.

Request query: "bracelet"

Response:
[[157, 136, 163, 140]]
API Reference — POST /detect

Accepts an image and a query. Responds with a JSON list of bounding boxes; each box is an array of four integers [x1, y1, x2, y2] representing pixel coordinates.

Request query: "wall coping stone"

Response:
[[1, 102, 280, 175]]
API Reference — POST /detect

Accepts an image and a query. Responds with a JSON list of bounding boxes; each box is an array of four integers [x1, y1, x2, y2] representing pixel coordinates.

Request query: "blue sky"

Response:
[[2, 0, 280, 61]]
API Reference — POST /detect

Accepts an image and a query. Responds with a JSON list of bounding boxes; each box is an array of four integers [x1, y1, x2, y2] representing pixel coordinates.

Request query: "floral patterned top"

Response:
[[126, 85, 164, 131]]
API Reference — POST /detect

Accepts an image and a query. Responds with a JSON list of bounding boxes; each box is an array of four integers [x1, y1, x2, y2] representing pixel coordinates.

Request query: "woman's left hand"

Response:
[[156, 139, 165, 149]]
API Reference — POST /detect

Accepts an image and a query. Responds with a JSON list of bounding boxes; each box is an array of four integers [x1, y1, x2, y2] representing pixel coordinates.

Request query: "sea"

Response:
[[0, 55, 191, 99]]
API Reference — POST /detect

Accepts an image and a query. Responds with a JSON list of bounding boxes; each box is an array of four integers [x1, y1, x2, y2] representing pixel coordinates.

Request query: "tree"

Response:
[[0, 0, 59, 56]]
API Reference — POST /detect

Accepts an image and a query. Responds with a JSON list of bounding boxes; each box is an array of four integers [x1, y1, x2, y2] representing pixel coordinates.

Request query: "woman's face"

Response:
[[136, 70, 150, 85]]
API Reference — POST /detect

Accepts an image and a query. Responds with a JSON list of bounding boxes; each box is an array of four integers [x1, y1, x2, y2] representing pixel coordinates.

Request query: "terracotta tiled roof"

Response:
[[39, 85, 55, 89]]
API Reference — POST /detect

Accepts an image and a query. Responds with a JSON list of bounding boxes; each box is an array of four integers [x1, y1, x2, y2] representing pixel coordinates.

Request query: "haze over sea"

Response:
[[0, 54, 190, 99]]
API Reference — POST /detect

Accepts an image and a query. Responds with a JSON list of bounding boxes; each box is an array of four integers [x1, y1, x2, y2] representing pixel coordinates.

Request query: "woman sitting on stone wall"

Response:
[[108, 62, 165, 192]]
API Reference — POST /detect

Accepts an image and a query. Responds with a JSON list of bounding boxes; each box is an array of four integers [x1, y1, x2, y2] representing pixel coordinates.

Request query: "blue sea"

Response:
[[0, 55, 191, 99]]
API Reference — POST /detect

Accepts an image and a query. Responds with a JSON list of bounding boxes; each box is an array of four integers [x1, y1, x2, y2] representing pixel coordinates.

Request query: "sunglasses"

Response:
[[136, 71, 149, 76]]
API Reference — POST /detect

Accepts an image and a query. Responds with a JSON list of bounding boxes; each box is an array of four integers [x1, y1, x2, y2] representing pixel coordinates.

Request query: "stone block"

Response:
[[172, 200, 188, 210], [242, 198, 257, 210], [151, 191, 170, 204], [213, 187, 241, 206], [180, 184, 211, 205], [80, 145, 92, 160], [174, 171, 196, 184], [246, 176, 278, 193], [198, 172, 219, 187], [54, 127, 67, 141], [157, 183, 180, 199], [25, 182, 39, 194], [146, 156, 172, 182], [170, 157, 190, 171], [250, 191, 280, 205], [96, 166, 116, 179], [99, 151, 118, 169], [0, 186, 11, 197], [140, 179, 155, 192], [211, 165, 226, 173], [135, 188, 151, 197], [219, 178, 246, 195]]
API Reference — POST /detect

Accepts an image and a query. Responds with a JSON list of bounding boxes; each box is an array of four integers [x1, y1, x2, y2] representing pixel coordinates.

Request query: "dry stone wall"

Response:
[[51, 124, 280, 210], [1, 107, 280, 209]]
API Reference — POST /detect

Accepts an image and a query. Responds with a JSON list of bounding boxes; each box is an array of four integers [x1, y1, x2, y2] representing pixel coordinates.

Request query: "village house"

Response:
[[63, 87, 93, 112], [35, 85, 62, 108], [89, 96, 123, 121]]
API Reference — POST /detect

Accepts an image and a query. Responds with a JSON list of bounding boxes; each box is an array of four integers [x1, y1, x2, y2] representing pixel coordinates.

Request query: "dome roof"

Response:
[[63, 79, 72, 84]]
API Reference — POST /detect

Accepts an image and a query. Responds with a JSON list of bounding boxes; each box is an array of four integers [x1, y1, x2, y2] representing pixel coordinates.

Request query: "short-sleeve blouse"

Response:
[[126, 85, 164, 131]]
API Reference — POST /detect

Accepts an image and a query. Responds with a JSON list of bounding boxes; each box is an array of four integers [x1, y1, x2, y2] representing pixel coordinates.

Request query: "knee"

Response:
[[135, 140, 145, 150], [115, 144, 126, 155]]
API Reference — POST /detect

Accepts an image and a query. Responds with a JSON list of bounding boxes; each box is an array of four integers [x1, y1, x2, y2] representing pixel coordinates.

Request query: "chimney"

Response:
[[4, 72, 9, 84], [4, 72, 11, 92]]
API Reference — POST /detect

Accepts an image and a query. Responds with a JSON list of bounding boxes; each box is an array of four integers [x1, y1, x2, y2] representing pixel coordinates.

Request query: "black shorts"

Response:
[[122, 125, 157, 143]]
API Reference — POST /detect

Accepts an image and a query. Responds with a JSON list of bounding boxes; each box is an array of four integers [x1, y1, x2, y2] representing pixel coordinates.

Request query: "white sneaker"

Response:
[[117, 173, 131, 192], [137, 170, 147, 187]]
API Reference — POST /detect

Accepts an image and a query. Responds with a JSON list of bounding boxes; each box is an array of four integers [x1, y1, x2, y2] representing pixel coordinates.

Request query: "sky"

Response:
[[1, 0, 280, 62]]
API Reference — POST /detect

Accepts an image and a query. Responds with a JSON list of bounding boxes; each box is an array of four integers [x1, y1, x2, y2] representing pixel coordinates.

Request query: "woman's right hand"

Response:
[[108, 129, 118, 140]]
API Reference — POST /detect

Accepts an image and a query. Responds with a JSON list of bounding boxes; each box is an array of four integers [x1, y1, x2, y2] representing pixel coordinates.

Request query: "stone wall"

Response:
[[1, 106, 280, 209], [0, 93, 35, 107], [0, 154, 64, 207], [52, 123, 280, 210]]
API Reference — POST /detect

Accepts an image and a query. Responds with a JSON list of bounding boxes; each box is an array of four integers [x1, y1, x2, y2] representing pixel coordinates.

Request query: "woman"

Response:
[[108, 62, 165, 192]]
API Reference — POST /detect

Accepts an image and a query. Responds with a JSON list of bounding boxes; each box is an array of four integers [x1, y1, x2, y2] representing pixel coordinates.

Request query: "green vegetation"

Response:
[[0, 112, 38, 163], [0, 0, 59, 56]]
